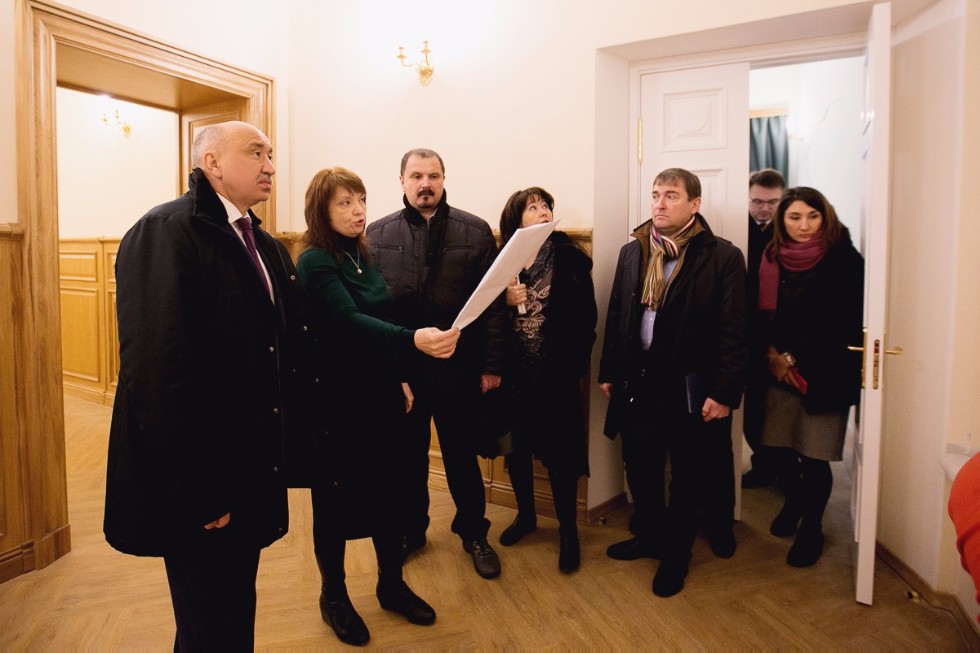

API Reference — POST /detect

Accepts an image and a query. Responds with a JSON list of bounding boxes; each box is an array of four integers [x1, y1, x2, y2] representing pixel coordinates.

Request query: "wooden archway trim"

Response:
[[8, 0, 276, 578]]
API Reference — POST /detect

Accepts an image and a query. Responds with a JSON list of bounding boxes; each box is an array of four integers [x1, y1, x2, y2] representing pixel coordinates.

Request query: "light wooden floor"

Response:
[[0, 395, 975, 650]]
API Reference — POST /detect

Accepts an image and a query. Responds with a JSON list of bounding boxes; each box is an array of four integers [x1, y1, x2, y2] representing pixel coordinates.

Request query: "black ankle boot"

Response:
[[558, 533, 580, 573], [377, 579, 436, 625], [319, 593, 370, 646], [787, 528, 824, 568]]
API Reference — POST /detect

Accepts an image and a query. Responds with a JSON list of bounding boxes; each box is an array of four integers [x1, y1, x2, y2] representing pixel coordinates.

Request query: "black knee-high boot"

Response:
[[770, 449, 804, 537], [315, 537, 347, 600], [374, 534, 403, 585], [315, 538, 369, 645], [798, 456, 832, 534], [499, 449, 538, 546], [787, 456, 832, 568], [506, 449, 537, 520], [549, 468, 580, 573], [373, 534, 436, 626]]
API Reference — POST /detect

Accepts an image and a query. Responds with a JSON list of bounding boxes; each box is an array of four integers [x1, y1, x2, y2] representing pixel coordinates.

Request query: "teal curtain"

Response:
[[750, 115, 789, 179]]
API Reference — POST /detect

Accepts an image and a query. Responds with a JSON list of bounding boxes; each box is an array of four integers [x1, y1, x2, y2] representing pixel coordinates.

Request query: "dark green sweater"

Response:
[[296, 244, 415, 361]]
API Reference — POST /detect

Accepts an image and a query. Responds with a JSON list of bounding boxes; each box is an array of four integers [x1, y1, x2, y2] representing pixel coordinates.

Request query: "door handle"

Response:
[[847, 329, 868, 389], [848, 332, 902, 390]]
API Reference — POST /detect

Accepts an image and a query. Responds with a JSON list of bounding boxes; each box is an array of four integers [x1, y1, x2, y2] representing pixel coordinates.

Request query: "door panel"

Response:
[[852, 1, 893, 606], [639, 62, 750, 250], [179, 99, 246, 193]]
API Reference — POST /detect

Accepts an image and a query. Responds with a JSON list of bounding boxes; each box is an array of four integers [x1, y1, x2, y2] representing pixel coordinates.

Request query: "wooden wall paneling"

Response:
[[0, 229, 32, 583], [103, 239, 119, 403], [59, 240, 105, 402]]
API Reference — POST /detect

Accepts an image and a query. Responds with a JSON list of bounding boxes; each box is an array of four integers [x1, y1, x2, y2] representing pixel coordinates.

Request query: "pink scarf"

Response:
[[757, 235, 827, 311]]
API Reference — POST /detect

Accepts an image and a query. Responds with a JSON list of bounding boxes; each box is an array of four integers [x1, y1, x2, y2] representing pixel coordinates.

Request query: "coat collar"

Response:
[[188, 167, 263, 229], [401, 190, 449, 226]]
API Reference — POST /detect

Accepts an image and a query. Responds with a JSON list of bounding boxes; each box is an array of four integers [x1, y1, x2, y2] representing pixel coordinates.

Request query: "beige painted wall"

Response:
[[5, 0, 979, 604], [283, 0, 863, 233], [56, 88, 178, 239], [884, 0, 971, 589]]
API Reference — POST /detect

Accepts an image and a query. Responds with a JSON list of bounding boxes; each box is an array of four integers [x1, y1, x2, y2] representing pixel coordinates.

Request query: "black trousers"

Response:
[[621, 398, 735, 555], [662, 410, 736, 559], [163, 538, 261, 652], [398, 377, 490, 542]]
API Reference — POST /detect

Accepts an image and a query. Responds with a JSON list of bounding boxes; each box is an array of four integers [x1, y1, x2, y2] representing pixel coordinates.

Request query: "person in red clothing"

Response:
[[948, 451, 980, 620]]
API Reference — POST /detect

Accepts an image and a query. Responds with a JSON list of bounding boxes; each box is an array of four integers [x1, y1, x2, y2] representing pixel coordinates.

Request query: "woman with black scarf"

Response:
[[495, 187, 597, 573]]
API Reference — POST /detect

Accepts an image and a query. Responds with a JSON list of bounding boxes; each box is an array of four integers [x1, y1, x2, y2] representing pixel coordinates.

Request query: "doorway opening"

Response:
[[11, 0, 276, 577], [749, 56, 866, 250]]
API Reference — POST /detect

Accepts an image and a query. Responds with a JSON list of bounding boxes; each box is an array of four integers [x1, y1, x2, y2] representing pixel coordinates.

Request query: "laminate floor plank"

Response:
[[0, 395, 973, 650]]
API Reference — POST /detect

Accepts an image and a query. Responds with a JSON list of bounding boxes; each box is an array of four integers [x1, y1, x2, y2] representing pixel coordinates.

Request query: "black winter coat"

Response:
[[367, 192, 507, 384], [599, 215, 748, 438], [104, 169, 313, 557], [506, 231, 597, 474], [761, 229, 864, 413]]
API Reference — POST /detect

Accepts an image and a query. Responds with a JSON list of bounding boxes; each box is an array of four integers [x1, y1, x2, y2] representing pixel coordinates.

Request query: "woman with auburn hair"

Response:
[[297, 167, 459, 646], [758, 186, 864, 568], [495, 186, 597, 573]]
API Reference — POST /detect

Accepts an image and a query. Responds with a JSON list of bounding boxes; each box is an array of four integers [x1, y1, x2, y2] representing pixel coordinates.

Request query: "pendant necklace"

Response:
[[343, 249, 362, 274]]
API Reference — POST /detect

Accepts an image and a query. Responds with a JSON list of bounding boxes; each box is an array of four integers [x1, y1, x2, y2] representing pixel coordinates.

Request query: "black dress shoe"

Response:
[[606, 536, 662, 561], [499, 515, 537, 546], [652, 557, 690, 598], [377, 580, 436, 625], [398, 534, 426, 563], [462, 538, 501, 579], [319, 593, 370, 646], [558, 535, 581, 573]]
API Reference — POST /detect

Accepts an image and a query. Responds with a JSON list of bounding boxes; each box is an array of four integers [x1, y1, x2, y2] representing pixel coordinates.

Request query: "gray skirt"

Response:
[[761, 386, 848, 462]]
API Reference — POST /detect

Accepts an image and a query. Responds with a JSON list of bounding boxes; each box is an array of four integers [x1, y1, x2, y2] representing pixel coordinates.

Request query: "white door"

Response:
[[637, 62, 750, 518], [852, 1, 895, 606], [637, 63, 750, 247]]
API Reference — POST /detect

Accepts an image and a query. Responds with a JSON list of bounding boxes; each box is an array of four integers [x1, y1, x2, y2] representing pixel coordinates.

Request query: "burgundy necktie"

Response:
[[236, 216, 273, 298]]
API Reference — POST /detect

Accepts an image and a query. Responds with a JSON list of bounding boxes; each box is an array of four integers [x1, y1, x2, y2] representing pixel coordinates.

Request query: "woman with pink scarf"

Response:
[[757, 187, 864, 568]]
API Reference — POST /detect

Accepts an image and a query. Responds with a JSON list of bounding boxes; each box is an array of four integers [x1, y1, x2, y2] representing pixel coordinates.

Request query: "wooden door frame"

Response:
[[13, 0, 276, 572]]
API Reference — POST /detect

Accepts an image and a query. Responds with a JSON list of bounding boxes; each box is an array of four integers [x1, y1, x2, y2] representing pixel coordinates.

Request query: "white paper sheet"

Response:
[[452, 220, 559, 330]]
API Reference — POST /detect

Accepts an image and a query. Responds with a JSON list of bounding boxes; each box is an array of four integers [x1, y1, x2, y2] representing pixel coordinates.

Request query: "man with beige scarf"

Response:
[[598, 167, 748, 598]]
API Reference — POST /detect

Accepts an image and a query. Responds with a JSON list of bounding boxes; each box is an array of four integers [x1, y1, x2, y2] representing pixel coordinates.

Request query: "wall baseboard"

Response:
[[586, 492, 628, 526], [877, 543, 980, 646]]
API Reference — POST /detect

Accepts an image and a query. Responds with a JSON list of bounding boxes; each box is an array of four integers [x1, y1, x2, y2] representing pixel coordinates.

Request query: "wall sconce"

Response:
[[101, 108, 132, 138], [397, 41, 434, 86]]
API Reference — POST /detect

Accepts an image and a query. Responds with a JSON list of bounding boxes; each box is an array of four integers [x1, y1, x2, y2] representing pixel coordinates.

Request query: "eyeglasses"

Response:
[[750, 198, 780, 208]]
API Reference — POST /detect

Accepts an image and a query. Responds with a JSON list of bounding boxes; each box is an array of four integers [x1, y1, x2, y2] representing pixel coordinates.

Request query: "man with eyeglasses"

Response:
[[742, 168, 787, 489]]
